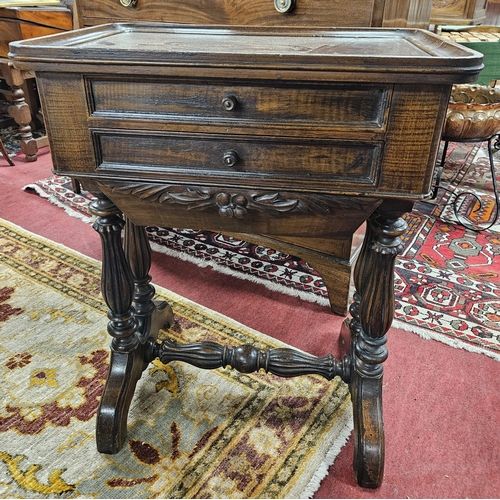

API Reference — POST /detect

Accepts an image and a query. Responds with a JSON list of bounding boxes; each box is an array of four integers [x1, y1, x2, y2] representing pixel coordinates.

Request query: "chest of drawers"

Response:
[[9, 24, 482, 488], [75, 0, 433, 29]]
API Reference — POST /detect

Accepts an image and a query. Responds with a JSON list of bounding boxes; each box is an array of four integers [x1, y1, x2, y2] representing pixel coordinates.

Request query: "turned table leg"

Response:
[[348, 202, 409, 488], [2, 64, 38, 162], [90, 193, 173, 454], [124, 217, 174, 354]]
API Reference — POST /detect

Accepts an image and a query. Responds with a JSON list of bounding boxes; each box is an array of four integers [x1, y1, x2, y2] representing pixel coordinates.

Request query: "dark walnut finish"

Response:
[[73, 0, 432, 316], [10, 25, 482, 488]]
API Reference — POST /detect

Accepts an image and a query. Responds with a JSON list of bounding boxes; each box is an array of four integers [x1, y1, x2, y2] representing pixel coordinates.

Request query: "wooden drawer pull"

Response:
[[221, 96, 238, 111], [223, 150, 239, 167], [274, 0, 295, 13]]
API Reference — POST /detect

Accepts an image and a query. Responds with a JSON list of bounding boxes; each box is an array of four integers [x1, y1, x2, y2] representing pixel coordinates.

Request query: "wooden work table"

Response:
[[9, 24, 482, 488], [70, 0, 435, 344]]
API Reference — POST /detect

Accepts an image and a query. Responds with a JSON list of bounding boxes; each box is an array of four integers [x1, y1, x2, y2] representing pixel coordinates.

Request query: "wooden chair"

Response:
[[0, 6, 72, 161]]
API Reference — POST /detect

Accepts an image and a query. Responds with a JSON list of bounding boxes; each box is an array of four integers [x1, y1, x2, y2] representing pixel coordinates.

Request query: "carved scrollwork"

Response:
[[97, 180, 380, 218], [98, 181, 326, 216], [433, 0, 460, 8]]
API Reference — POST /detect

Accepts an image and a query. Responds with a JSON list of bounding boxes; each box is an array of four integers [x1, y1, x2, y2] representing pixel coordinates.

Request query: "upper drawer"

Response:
[[88, 78, 391, 133], [78, 0, 379, 28]]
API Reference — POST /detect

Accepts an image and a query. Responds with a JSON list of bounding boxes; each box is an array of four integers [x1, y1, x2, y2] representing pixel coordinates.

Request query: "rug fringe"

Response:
[[149, 240, 332, 308], [393, 318, 500, 362], [22, 183, 95, 224], [299, 414, 354, 499]]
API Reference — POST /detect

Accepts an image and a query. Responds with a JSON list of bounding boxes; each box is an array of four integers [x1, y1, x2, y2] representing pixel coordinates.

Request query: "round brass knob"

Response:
[[222, 96, 237, 111], [119, 0, 138, 7], [223, 150, 239, 167], [274, 0, 295, 13]]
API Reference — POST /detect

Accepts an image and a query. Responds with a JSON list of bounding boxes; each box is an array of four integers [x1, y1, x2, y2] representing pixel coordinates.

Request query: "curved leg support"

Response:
[[90, 196, 173, 454], [349, 204, 408, 488]]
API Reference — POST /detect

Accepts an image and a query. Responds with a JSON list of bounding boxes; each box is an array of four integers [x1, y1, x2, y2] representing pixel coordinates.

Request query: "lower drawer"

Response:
[[94, 131, 382, 192]]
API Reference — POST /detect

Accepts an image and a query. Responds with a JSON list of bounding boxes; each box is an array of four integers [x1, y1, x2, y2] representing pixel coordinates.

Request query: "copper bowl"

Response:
[[443, 85, 500, 141]]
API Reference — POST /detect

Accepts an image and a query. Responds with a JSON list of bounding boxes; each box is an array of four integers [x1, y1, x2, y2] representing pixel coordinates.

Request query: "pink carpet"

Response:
[[1, 148, 500, 498]]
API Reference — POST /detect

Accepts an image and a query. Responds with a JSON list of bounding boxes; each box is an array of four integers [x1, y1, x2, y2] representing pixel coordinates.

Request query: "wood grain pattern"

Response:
[[75, 0, 433, 28]]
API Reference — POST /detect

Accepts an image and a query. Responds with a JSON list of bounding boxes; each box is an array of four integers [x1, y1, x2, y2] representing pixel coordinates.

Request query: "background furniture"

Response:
[[10, 22, 481, 488], [0, 5, 71, 160], [434, 84, 500, 230], [74, 0, 433, 29], [486, 0, 500, 24], [0, 136, 14, 165], [431, 0, 489, 26], [438, 26, 500, 86]]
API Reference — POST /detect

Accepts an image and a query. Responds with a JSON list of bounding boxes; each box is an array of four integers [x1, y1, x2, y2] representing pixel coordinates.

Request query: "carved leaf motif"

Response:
[[129, 184, 166, 201], [98, 181, 380, 217], [163, 188, 211, 204], [251, 193, 299, 212]]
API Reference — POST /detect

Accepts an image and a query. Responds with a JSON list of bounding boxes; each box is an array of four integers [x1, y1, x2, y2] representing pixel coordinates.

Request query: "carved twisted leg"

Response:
[[91, 195, 173, 454], [349, 202, 408, 488]]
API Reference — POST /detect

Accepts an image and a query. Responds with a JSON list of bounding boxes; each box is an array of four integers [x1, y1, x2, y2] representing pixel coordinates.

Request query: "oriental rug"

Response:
[[24, 141, 500, 361], [0, 218, 353, 499]]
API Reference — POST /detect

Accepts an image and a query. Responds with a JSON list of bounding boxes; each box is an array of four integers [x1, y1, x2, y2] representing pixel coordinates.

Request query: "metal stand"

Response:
[[433, 134, 500, 231]]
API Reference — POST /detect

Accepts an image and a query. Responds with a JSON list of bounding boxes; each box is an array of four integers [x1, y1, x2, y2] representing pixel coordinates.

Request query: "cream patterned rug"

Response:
[[0, 219, 352, 498]]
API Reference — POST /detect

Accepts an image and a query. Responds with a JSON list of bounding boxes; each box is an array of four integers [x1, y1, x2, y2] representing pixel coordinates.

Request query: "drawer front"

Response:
[[94, 132, 382, 192], [88, 79, 391, 133], [79, 0, 377, 28]]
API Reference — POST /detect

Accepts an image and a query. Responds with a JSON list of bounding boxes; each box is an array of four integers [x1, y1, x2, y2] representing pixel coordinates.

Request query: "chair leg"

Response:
[[0, 137, 14, 166]]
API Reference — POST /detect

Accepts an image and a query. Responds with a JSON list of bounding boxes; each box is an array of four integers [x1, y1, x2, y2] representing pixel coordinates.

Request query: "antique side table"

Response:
[[9, 25, 482, 488], [72, 0, 435, 317]]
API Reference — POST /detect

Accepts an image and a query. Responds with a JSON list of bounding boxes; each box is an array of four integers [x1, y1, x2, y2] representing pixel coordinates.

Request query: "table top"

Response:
[[9, 23, 483, 83]]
